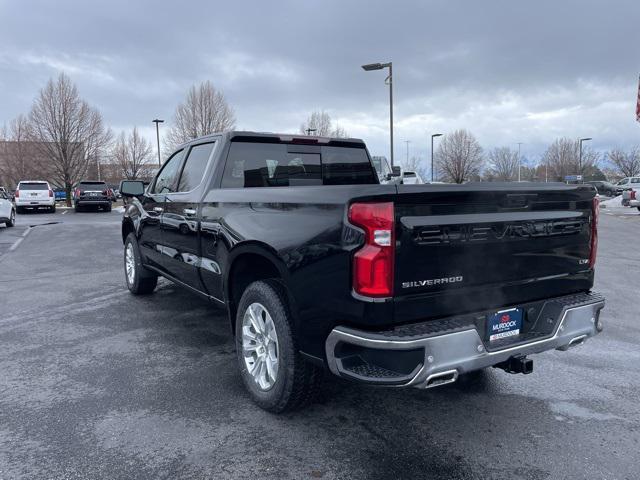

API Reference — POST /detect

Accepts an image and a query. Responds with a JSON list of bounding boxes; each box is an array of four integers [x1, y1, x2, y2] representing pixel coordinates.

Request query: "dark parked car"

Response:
[[586, 181, 617, 197], [73, 181, 112, 212], [119, 131, 604, 413]]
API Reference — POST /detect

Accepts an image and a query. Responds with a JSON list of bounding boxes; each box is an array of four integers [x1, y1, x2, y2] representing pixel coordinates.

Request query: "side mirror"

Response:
[[391, 166, 401, 176], [119, 180, 145, 197]]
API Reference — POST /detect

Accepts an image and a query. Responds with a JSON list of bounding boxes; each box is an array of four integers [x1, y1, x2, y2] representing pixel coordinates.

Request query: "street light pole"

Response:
[[152, 119, 164, 167], [431, 133, 443, 182], [404, 140, 410, 164], [579, 137, 592, 176], [362, 61, 394, 167], [517, 142, 523, 182]]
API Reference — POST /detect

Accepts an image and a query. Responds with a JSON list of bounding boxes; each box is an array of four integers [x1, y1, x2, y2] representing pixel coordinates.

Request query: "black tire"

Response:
[[105, 203, 112, 212], [235, 279, 321, 413], [637, 207, 640, 212], [16, 206, 24, 214], [50, 204, 56, 213], [74, 204, 81, 213], [124, 233, 158, 294], [6, 209, 15, 227]]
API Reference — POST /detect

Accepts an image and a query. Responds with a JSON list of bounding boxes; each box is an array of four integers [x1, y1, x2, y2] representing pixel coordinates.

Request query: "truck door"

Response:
[[138, 149, 185, 270], [161, 141, 216, 292]]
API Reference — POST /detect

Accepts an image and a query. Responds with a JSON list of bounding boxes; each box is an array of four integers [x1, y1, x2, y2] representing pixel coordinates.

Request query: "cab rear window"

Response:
[[221, 142, 377, 188]]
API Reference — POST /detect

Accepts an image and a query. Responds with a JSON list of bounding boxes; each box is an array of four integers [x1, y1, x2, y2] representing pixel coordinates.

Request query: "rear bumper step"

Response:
[[325, 292, 605, 388]]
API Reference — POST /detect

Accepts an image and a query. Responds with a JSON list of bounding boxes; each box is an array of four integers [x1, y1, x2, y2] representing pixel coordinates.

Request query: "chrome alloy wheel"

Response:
[[242, 302, 279, 390], [125, 243, 135, 286]]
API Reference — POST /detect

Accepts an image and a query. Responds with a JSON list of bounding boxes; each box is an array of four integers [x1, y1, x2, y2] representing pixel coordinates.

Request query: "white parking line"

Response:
[[62, 210, 68, 215]]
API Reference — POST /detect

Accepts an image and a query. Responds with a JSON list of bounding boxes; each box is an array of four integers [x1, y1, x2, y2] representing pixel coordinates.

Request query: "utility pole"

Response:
[[579, 137, 592, 177], [152, 119, 164, 167], [404, 140, 411, 164]]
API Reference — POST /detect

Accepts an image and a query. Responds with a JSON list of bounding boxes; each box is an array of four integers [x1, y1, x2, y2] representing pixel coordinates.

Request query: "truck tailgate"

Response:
[[392, 183, 596, 323]]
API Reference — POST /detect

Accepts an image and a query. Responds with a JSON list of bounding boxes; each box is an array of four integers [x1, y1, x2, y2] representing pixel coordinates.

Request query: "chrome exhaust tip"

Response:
[[567, 334, 588, 348], [424, 369, 458, 388]]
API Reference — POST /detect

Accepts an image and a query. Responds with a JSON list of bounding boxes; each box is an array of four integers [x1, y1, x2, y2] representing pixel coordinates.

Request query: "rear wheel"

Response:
[[6, 209, 15, 227], [105, 203, 112, 212], [50, 204, 56, 213], [16, 206, 24, 214], [124, 233, 158, 294], [74, 204, 81, 213], [236, 279, 321, 413]]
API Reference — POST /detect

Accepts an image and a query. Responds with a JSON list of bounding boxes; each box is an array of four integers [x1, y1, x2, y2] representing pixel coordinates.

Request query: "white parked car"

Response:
[[616, 177, 640, 206], [14, 180, 56, 213], [0, 188, 15, 227], [402, 170, 423, 185]]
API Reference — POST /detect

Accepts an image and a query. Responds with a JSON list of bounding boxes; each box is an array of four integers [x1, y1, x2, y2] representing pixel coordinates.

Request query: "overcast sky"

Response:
[[1, 0, 639, 166]]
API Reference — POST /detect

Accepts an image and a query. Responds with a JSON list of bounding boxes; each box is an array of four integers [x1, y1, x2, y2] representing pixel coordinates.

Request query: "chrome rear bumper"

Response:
[[325, 293, 605, 388]]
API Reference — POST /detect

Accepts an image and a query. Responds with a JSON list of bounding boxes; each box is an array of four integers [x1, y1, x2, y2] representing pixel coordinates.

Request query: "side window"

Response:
[[619, 178, 629, 185], [177, 142, 215, 192], [151, 150, 185, 194], [632, 177, 640, 184]]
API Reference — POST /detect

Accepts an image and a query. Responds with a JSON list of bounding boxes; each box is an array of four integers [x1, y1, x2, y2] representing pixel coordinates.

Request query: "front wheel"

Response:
[[124, 233, 158, 294], [236, 279, 321, 413]]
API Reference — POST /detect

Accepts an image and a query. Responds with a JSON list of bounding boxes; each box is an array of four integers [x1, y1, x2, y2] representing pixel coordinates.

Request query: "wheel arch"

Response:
[[224, 243, 296, 335]]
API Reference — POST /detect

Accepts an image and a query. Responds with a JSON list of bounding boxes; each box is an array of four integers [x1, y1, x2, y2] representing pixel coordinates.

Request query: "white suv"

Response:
[[14, 180, 56, 213]]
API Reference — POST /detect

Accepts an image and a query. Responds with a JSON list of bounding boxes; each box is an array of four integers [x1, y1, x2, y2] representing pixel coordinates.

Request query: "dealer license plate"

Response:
[[487, 308, 522, 342]]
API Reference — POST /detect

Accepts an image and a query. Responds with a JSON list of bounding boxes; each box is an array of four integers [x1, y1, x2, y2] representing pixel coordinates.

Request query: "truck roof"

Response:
[[176, 131, 366, 149]]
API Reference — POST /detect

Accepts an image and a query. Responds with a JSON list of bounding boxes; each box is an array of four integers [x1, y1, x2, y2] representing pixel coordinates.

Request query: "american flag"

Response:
[[637, 75, 640, 122]]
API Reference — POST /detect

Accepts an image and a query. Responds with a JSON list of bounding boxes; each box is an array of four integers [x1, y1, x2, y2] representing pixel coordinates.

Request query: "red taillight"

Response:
[[348, 202, 395, 297], [589, 197, 599, 268], [14, 189, 19, 198], [48, 189, 53, 198], [631, 190, 637, 200]]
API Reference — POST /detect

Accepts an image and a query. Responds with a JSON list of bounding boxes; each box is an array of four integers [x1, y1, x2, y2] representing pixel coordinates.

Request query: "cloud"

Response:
[[0, 0, 638, 164]]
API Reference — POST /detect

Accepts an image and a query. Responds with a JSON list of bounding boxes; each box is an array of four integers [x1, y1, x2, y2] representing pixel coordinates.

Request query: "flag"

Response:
[[637, 75, 640, 122]]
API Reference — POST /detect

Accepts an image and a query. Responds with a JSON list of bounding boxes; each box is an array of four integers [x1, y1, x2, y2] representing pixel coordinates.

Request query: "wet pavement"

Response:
[[0, 209, 638, 479]]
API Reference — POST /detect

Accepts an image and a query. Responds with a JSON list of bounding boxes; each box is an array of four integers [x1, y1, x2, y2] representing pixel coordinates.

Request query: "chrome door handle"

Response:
[[183, 208, 196, 216], [153, 207, 163, 213]]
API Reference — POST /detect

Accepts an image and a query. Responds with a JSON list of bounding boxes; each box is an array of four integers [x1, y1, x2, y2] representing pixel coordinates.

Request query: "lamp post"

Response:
[[579, 137, 592, 176], [404, 140, 411, 164], [362, 62, 394, 166], [305, 128, 316, 136], [517, 142, 523, 182], [152, 119, 164, 167], [431, 133, 443, 182]]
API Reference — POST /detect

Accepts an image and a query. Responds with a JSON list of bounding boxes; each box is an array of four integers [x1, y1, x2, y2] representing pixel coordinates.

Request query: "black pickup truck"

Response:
[[119, 131, 605, 412]]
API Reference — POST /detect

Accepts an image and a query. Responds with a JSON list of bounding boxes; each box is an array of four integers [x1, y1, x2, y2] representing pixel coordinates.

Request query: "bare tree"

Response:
[[541, 138, 599, 181], [165, 81, 235, 153], [300, 110, 348, 137], [29, 73, 111, 205], [0, 114, 47, 188], [435, 129, 484, 184], [486, 147, 519, 181], [607, 147, 640, 178], [112, 127, 154, 180]]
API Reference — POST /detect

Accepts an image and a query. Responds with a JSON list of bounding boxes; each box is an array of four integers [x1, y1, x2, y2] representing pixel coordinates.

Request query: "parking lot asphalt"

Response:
[[0, 208, 639, 479]]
